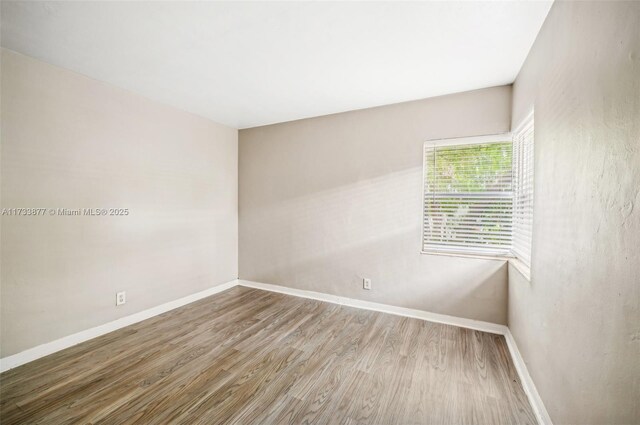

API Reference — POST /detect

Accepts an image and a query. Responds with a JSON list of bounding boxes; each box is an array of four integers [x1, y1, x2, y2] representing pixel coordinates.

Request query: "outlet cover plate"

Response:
[[363, 278, 371, 290]]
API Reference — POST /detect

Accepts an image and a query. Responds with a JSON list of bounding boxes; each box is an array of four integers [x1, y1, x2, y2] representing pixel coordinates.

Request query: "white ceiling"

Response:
[[1, 1, 552, 129]]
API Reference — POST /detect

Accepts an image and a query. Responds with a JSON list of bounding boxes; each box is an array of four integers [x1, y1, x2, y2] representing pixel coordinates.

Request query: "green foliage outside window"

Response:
[[424, 142, 513, 252]]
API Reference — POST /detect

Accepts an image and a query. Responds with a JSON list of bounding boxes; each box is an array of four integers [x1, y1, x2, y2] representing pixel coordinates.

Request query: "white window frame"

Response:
[[511, 110, 535, 272], [421, 133, 514, 259]]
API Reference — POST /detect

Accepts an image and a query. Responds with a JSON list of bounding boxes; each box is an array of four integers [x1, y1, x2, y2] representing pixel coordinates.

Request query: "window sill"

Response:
[[421, 250, 531, 281], [508, 257, 531, 282], [421, 250, 512, 262]]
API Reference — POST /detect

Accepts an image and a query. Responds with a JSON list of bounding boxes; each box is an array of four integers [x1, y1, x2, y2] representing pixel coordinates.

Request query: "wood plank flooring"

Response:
[[0, 286, 536, 424]]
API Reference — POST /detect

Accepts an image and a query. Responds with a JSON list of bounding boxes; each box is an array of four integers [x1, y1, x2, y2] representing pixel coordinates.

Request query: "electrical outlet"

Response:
[[116, 291, 126, 306], [363, 278, 372, 290]]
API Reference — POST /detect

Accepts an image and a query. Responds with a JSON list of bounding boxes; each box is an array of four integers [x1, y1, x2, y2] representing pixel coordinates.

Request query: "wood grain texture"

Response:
[[0, 287, 536, 424]]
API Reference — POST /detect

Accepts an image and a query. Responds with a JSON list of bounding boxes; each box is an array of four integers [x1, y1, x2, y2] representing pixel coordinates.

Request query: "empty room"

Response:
[[1, 1, 638, 424]]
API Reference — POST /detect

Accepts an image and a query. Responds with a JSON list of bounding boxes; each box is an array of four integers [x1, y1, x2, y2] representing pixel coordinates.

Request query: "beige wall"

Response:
[[239, 86, 511, 325], [509, 2, 640, 424], [0, 49, 238, 357]]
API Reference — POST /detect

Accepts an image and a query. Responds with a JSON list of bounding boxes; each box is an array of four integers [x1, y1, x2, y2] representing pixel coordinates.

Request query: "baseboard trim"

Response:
[[1, 277, 551, 425], [0, 279, 239, 373], [504, 329, 553, 425], [238, 279, 508, 335], [240, 279, 551, 424]]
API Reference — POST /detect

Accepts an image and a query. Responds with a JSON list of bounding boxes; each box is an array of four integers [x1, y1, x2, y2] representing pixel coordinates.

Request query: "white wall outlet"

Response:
[[363, 278, 372, 290], [116, 291, 126, 306]]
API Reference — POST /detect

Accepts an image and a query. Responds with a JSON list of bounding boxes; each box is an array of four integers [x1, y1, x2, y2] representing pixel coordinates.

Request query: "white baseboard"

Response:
[[238, 279, 508, 335], [504, 329, 553, 425], [0, 279, 239, 373], [1, 276, 550, 425], [239, 279, 551, 425]]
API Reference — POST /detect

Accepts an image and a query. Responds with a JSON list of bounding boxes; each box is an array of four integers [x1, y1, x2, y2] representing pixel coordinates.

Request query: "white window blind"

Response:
[[423, 139, 513, 256], [512, 112, 535, 266]]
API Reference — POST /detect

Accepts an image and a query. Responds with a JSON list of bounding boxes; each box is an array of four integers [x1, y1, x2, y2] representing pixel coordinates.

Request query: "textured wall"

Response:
[[509, 2, 640, 423], [1, 50, 238, 357], [240, 86, 511, 324]]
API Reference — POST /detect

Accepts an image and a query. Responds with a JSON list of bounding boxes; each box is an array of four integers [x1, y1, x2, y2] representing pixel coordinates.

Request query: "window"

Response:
[[422, 124, 535, 262], [512, 112, 535, 267], [422, 135, 514, 256]]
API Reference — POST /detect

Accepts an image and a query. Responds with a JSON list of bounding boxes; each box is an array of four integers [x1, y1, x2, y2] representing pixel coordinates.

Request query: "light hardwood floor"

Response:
[[0, 286, 536, 424]]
